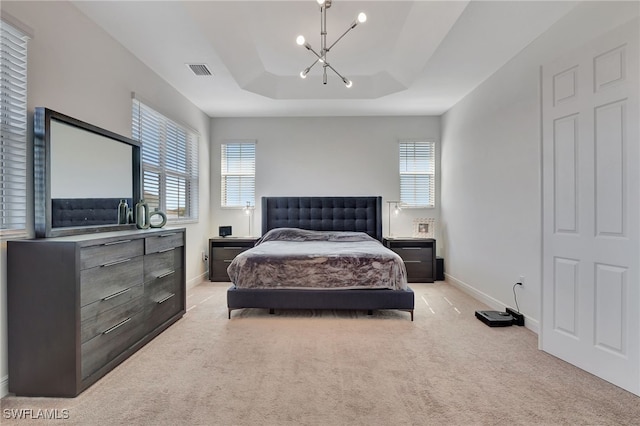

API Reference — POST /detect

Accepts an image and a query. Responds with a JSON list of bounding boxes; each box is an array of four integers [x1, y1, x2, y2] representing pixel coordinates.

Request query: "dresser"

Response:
[[7, 228, 185, 397], [209, 237, 257, 281], [383, 238, 436, 283]]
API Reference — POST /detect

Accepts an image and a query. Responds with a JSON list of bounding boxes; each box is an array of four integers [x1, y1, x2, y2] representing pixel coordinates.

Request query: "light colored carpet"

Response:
[[2, 281, 639, 425]]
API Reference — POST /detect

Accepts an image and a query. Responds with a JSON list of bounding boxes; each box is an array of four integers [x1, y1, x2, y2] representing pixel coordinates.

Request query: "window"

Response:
[[0, 19, 29, 238], [221, 141, 256, 207], [399, 141, 435, 208], [132, 99, 199, 221]]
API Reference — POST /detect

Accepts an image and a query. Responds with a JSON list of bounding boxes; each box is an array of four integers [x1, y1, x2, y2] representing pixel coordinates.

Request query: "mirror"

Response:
[[34, 107, 141, 238]]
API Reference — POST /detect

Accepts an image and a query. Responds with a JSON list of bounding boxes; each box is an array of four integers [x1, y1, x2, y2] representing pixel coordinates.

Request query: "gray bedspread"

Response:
[[227, 228, 408, 290]]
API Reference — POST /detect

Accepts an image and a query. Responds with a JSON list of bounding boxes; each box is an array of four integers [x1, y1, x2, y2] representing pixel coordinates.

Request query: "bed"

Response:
[[226, 196, 415, 320]]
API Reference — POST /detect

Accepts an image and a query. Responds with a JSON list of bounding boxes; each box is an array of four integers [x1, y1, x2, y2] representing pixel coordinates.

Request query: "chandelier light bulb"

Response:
[[357, 12, 367, 24], [296, 35, 306, 46], [343, 79, 353, 88], [317, 0, 325, 5]]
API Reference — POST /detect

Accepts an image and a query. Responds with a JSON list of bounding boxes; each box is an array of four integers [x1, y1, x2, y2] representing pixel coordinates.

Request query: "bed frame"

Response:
[[227, 196, 414, 320]]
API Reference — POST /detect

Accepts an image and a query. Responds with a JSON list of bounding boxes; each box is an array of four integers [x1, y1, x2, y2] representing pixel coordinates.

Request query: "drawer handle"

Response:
[[101, 258, 131, 268], [158, 248, 175, 253], [103, 239, 132, 246], [223, 259, 233, 263], [102, 287, 131, 301], [158, 270, 175, 279], [223, 247, 245, 250], [400, 247, 423, 250], [157, 293, 175, 304], [102, 317, 132, 335], [403, 260, 422, 264], [159, 233, 178, 238]]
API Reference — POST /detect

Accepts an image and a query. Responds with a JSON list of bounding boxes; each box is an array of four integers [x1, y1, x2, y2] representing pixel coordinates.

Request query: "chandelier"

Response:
[[296, 0, 367, 88]]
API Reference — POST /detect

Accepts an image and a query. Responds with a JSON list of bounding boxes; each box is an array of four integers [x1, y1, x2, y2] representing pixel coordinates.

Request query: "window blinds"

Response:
[[221, 141, 256, 207], [132, 99, 199, 221], [399, 141, 435, 208], [0, 20, 28, 237]]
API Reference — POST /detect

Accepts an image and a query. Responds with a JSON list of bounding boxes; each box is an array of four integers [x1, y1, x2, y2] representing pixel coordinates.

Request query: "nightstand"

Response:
[[209, 237, 258, 281], [383, 238, 436, 283]]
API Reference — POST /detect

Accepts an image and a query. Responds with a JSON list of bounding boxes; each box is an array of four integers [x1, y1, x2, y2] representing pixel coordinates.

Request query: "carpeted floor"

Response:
[[2, 280, 639, 425]]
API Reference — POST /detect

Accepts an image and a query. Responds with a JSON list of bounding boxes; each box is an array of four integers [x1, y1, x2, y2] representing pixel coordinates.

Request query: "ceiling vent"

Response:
[[186, 63, 213, 76]]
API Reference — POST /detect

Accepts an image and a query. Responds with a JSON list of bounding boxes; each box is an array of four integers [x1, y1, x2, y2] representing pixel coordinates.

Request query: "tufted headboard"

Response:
[[51, 198, 132, 228], [261, 196, 382, 241]]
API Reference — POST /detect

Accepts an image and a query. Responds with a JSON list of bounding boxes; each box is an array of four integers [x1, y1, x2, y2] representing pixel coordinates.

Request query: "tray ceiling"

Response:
[[72, 1, 578, 117]]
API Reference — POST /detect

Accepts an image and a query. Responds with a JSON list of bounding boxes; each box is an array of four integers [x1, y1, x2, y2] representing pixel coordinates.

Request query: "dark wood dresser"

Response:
[[7, 228, 186, 397], [209, 237, 258, 281], [383, 237, 436, 283]]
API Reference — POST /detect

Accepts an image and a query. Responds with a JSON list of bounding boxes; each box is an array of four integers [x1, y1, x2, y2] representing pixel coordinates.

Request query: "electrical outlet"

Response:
[[202, 251, 208, 262], [518, 275, 525, 286]]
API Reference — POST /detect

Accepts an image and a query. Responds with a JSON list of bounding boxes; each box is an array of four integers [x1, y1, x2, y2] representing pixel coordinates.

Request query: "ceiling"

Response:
[[72, 1, 578, 117]]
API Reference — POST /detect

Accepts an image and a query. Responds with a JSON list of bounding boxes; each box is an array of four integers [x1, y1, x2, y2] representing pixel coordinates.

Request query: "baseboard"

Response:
[[445, 273, 539, 334], [186, 271, 208, 291], [1, 374, 8, 398]]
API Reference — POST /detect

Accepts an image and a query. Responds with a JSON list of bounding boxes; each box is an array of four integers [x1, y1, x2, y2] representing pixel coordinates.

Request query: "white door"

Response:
[[541, 20, 639, 395]]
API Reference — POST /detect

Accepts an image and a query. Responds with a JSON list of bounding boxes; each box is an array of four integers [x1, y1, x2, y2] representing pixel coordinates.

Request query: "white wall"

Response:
[[0, 1, 211, 397], [210, 116, 441, 241], [440, 1, 639, 333]]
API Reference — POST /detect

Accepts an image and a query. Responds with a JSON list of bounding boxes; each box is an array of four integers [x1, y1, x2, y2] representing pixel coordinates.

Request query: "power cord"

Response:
[[512, 282, 522, 313]]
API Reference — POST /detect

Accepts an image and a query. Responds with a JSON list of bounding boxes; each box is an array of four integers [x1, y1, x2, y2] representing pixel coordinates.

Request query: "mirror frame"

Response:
[[34, 107, 142, 238]]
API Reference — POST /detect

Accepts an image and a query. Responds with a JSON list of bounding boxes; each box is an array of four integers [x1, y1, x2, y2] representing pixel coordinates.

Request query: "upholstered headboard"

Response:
[[51, 198, 132, 228], [261, 196, 383, 241]]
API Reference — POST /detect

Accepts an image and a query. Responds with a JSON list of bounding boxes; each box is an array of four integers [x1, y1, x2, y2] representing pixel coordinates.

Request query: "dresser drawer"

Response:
[[404, 262, 432, 282], [81, 239, 144, 270], [80, 256, 144, 307], [81, 310, 146, 379], [80, 284, 144, 343], [145, 232, 184, 254], [210, 260, 233, 282], [145, 269, 181, 300], [211, 247, 248, 261], [145, 270, 182, 330], [389, 246, 430, 262], [144, 247, 183, 282]]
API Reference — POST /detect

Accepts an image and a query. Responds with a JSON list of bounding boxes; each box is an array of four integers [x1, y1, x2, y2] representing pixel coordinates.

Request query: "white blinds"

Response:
[[132, 99, 199, 221], [221, 141, 256, 207], [0, 20, 28, 237], [399, 141, 435, 208]]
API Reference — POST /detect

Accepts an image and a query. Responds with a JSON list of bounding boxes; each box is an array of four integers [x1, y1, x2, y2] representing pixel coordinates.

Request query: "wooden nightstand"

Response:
[[383, 238, 436, 283], [209, 237, 258, 281]]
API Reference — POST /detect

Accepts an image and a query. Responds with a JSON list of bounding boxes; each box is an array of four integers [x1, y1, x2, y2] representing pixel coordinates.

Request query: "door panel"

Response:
[[542, 21, 639, 395]]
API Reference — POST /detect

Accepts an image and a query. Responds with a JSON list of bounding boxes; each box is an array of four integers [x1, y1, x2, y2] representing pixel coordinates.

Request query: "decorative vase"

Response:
[[149, 208, 167, 228], [117, 199, 129, 224], [134, 199, 150, 229]]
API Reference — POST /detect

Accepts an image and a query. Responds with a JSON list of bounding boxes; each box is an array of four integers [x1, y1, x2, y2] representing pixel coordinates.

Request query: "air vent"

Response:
[[186, 63, 213, 76]]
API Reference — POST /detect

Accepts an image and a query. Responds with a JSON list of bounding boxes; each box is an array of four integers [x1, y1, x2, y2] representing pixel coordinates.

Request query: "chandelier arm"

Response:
[[305, 44, 324, 62], [326, 24, 356, 52], [306, 58, 320, 70], [325, 62, 347, 82]]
